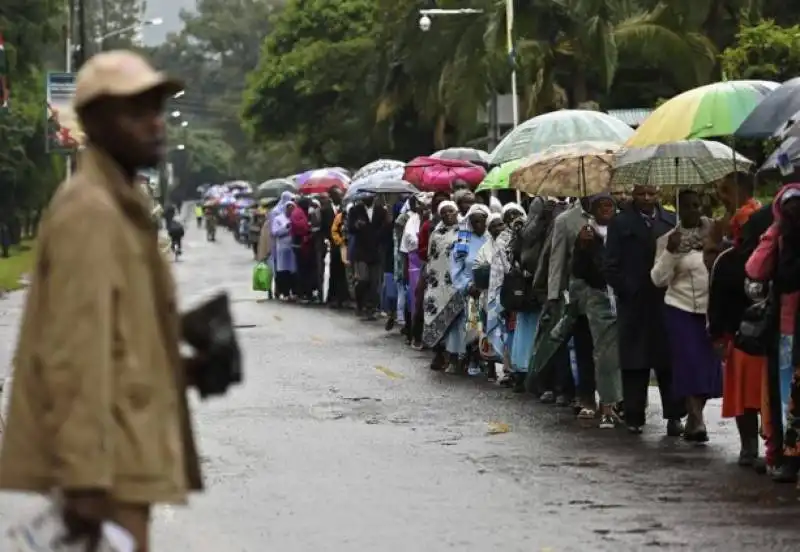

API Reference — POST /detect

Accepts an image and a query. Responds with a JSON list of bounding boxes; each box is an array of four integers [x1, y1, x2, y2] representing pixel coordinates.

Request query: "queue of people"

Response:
[[254, 177, 800, 488]]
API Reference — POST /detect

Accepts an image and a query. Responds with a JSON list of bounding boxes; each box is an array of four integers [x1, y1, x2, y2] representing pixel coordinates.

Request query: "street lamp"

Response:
[[95, 17, 163, 48], [418, 3, 518, 128]]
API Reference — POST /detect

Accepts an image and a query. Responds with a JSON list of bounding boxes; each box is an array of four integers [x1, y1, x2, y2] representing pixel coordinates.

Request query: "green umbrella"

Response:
[[475, 159, 523, 191]]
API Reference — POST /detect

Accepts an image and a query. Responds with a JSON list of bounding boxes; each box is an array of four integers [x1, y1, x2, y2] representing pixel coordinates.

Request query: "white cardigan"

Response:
[[650, 230, 709, 314]]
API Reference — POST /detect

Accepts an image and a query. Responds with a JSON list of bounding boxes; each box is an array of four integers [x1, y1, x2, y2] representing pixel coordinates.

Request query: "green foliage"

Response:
[[0, 0, 65, 221], [720, 20, 800, 81], [241, 0, 381, 167]]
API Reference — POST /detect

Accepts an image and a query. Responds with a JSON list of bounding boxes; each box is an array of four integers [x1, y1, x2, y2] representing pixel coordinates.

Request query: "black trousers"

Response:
[[275, 271, 295, 297], [622, 369, 686, 427], [532, 341, 575, 397], [295, 250, 316, 299], [572, 315, 596, 403]]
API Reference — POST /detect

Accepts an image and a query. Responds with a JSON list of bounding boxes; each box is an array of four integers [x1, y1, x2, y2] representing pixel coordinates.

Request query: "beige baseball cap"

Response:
[[73, 50, 184, 110]]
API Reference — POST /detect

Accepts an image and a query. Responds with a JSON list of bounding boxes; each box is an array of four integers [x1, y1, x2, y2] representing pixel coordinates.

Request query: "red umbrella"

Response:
[[404, 156, 486, 192], [297, 169, 349, 194]]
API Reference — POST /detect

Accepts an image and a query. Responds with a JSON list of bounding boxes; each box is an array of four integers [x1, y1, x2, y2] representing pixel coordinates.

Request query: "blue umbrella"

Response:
[[736, 77, 800, 138]]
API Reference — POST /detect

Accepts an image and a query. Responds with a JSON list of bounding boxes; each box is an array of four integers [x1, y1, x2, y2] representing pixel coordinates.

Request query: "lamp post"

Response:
[[419, 2, 518, 128], [95, 17, 163, 50]]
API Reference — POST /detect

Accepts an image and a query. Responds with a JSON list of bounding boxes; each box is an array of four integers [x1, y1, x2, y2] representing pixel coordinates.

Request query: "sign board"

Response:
[[46, 72, 84, 152]]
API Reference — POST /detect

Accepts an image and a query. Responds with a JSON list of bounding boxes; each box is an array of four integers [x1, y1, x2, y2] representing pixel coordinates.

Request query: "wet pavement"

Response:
[[1, 223, 798, 550]]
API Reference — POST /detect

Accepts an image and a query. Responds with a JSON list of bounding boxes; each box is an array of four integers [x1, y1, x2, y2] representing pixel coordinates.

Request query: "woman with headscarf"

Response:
[[572, 193, 622, 428], [473, 212, 505, 379], [447, 204, 490, 374], [271, 199, 297, 299], [422, 201, 460, 370], [651, 189, 720, 442], [291, 197, 315, 303]]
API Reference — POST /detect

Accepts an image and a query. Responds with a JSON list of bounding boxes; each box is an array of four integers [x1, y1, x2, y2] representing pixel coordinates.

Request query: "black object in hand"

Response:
[[181, 292, 243, 398]]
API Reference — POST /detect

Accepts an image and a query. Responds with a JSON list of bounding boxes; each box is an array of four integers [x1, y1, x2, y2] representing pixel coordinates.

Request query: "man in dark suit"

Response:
[[348, 194, 388, 319], [603, 184, 686, 436]]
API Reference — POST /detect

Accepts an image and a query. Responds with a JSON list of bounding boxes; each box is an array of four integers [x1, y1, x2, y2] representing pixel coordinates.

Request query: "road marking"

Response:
[[375, 365, 403, 379]]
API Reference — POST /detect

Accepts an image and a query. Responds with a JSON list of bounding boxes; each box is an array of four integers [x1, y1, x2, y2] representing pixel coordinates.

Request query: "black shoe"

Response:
[[684, 429, 709, 443], [512, 375, 526, 394], [771, 462, 799, 483], [385, 317, 396, 331], [752, 457, 768, 474], [666, 419, 684, 437]]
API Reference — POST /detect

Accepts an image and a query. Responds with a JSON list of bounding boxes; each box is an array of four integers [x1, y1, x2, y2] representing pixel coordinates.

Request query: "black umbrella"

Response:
[[256, 178, 296, 199], [736, 77, 800, 138]]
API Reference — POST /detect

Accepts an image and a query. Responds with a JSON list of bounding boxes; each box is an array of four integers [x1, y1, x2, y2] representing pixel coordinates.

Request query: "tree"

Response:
[[148, 0, 283, 167], [241, 0, 385, 168], [86, 0, 147, 51], [720, 20, 800, 81]]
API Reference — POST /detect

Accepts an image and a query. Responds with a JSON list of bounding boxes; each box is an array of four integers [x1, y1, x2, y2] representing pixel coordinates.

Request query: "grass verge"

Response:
[[0, 241, 36, 292]]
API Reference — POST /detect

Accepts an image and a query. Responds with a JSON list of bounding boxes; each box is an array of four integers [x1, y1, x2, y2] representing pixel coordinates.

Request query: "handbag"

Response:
[[500, 264, 538, 312], [734, 297, 776, 356], [472, 263, 491, 290]]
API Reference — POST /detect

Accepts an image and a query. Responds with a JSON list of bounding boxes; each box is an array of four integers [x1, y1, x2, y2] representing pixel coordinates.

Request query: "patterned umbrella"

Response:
[[612, 140, 753, 189], [298, 169, 350, 195], [758, 136, 800, 178], [351, 159, 404, 182], [432, 147, 490, 164], [404, 156, 486, 192], [490, 110, 634, 165], [510, 141, 621, 197], [256, 178, 296, 199], [627, 80, 779, 147]]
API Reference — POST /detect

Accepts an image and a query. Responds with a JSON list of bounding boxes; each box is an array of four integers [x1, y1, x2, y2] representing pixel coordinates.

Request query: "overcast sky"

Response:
[[141, 0, 194, 44]]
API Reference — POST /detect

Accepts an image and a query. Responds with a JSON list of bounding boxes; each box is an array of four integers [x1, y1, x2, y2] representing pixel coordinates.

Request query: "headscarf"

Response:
[[486, 212, 502, 227], [501, 202, 525, 218], [454, 204, 490, 257], [438, 200, 457, 215], [415, 192, 433, 206], [274, 191, 295, 215], [453, 189, 475, 205], [587, 192, 614, 243], [489, 196, 502, 213]]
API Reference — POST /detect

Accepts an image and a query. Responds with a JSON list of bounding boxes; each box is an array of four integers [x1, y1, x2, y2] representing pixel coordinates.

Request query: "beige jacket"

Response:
[[0, 147, 202, 504]]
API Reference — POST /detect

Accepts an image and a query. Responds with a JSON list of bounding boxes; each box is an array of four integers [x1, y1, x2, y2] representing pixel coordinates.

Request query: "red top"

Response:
[[418, 219, 433, 262]]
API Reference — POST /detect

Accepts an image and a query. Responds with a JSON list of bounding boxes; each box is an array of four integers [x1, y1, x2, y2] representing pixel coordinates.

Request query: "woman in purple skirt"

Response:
[[651, 189, 722, 442]]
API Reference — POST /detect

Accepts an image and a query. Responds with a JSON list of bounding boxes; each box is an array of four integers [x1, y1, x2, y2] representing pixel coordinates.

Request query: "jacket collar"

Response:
[[77, 145, 156, 231]]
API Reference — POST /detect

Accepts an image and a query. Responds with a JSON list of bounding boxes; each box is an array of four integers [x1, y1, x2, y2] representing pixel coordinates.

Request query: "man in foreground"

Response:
[[0, 51, 204, 551]]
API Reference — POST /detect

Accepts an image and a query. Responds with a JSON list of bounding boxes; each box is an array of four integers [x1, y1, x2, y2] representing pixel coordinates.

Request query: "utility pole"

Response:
[[77, 0, 87, 69]]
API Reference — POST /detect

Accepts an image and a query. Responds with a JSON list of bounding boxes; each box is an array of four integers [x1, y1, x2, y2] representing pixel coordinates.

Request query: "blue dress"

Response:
[[445, 231, 487, 355]]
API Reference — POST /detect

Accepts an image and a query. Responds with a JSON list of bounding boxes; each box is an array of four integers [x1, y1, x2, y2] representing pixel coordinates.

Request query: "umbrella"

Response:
[[357, 178, 418, 195], [490, 110, 634, 165], [475, 159, 524, 191], [626, 80, 779, 147], [351, 159, 405, 182], [294, 167, 349, 184], [612, 140, 753, 188], [404, 156, 486, 192], [510, 141, 621, 197], [736, 77, 800, 138], [759, 136, 800, 177], [432, 147, 490, 164], [256, 178, 296, 199], [226, 180, 251, 191], [298, 169, 349, 195]]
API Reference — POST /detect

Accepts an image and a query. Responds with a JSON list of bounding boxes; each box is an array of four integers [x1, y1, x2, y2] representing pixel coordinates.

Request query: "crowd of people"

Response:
[[253, 177, 800, 488]]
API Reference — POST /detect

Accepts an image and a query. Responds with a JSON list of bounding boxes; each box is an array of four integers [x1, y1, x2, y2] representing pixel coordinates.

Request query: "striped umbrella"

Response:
[[627, 80, 779, 147], [490, 110, 634, 165]]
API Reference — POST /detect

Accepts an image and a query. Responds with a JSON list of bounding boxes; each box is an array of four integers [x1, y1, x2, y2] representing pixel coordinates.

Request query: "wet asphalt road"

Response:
[[1, 222, 799, 551]]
